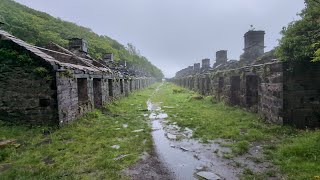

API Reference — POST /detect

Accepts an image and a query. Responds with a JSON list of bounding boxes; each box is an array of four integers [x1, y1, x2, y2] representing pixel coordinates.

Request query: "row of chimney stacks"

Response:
[[176, 30, 265, 77]]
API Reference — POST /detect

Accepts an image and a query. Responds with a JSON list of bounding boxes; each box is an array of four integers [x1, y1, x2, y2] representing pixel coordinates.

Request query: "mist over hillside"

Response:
[[0, 0, 164, 78]]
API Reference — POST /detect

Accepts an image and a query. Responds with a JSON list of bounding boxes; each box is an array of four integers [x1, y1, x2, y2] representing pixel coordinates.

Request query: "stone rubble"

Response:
[[132, 129, 144, 133], [196, 171, 221, 180]]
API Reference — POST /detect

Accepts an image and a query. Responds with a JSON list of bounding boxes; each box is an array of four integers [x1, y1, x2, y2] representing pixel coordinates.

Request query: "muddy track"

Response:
[[123, 150, 174, 180], [126, 84, 279, 180]]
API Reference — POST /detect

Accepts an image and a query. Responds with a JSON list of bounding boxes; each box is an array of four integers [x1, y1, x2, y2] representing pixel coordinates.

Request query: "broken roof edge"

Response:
[[45, 42, 112, 71], [0, 30, 152, 78], [0, 30, 111, 74]]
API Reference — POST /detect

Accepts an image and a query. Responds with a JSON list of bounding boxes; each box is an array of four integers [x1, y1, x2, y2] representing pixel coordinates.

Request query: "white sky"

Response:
[[15, 0, 305, 77]]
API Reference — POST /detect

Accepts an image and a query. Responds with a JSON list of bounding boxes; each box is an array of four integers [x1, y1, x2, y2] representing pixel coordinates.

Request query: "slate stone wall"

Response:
[[174, 61, 320, 128], [0, 48, 155, 126], [0, 54, 58, 125], [282, 62, 320, 128], [0, 33, 157, 126], [257, 62, 283, 124], [174, 62, 286, 126], [112, 79, 122, 99], [56, 74, 155, 125], [101, 78, 109, 105], [56, 73, 79, 124], [124, 79, 129, 96]]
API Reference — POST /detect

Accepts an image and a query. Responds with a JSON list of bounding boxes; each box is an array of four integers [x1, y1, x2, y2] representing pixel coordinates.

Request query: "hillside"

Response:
[[0, 0, 163, 78]]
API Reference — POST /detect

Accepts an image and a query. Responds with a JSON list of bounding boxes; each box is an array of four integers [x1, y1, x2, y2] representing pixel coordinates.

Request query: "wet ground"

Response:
[[126, 84, 278, 180]]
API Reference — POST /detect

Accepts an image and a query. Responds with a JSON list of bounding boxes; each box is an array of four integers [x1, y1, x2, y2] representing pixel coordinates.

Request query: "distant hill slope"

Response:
[[0, 0, 163, 78]]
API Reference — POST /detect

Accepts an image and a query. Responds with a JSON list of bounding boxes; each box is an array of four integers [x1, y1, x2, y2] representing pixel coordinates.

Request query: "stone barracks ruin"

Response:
[[173, 30, 320, 129], [0, 30, 155, 126]]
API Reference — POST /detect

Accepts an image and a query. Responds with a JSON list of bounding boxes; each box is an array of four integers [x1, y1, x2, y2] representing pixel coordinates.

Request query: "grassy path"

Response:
[[151, 82, 320, 180], [0, 84, 159, 179], [1, 82, 319, 180]]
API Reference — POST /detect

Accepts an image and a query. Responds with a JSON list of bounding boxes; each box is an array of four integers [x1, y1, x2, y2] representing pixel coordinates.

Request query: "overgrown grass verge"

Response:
[[0, 84, 159, 179], [152, 82, 320, 180]]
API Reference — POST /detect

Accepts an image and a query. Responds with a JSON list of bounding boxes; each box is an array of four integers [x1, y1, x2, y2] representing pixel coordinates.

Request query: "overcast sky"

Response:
[[15, 0, 305, 77]]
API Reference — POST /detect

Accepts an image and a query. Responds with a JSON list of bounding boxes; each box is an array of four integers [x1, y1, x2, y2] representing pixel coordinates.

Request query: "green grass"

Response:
[[272, 131, 320, 180], [0, 84, 159, 179], [152, 82, 320, 180], [1, 82, 319, 180], [240, 168, 278, 180], [152, 83, 296, 142]]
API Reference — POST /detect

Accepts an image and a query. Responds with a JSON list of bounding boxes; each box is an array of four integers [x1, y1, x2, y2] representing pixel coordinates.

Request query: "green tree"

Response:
[[276, 0, 320, 62]]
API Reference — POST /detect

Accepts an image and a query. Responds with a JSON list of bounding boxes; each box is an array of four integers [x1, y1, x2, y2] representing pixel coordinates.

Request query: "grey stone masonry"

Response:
[[242, 30, 265, 62], [201, 58, 210, 69], [69, 38, 88, 58], [172, 30, 320, 129], [215, 50, 228, 67], [0, 30, 157, 126], [193, 63, 201, 74]]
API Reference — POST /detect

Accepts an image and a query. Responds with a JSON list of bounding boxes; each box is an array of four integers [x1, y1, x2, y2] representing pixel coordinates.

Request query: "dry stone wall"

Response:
[[0, 41, 59, 125], [282, 62, 320, 128], [56, 74, 155, 125], [0, 64, 59, 125], [173, 30, 320, 128], [0, 30, 157, 126], [56, 73, 79, 124], [174, 61, 320, 128]]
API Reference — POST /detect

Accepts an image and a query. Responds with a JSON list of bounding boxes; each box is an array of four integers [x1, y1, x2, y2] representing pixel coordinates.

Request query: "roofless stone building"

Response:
[[173, 30, 320, 129], [0, 30, 155, 126]]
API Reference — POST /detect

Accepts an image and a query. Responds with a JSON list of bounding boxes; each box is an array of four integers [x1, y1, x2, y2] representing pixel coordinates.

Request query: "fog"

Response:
[[16, 0, 305, 77]]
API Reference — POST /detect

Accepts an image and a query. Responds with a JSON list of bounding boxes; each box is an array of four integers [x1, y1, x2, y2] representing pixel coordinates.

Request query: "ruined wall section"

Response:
[[0, 66, 58, 125], [124, 79, 129, 96], [220, 62, 283, 124], [56, 72, 79, 124], [112, 79, 122, 99], [0, 44, 58, 125], [56, 72, 95, 124], [172, 30, 319, 128], [283, 62, 320, 128], [0, 31, 158, 126], [101, 78, 109, 105], [257, 62, 283, 124], [56, 74, 155, 125], [173, 61, 285, 125]]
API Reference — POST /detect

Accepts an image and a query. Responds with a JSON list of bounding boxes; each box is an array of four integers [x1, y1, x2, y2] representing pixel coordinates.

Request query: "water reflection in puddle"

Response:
[[145, 84, 276, 180], [149, 112, 168, 119], [147, 98, 198, 179], [152, 119, 201, 180], [147, 93, 243, 179]]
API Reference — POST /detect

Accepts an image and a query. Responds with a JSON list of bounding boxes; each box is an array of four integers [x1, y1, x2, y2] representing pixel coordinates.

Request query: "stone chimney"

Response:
[[188, 66, 194, 75], [69, 38, 88, 57], [193, 63, 201, 74], [215, 50, 228, 66], [119, 59, 127, 68], [0, 22, 5, 29], [201, 58, 210, 70], [103, 53, 114, 62], [242, 30, 265, 61], [183, 68, 188, 76]]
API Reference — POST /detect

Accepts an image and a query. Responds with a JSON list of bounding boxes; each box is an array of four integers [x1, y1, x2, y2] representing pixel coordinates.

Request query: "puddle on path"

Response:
[[145, 84, 276, 180], [147, 99, 241, 180]]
